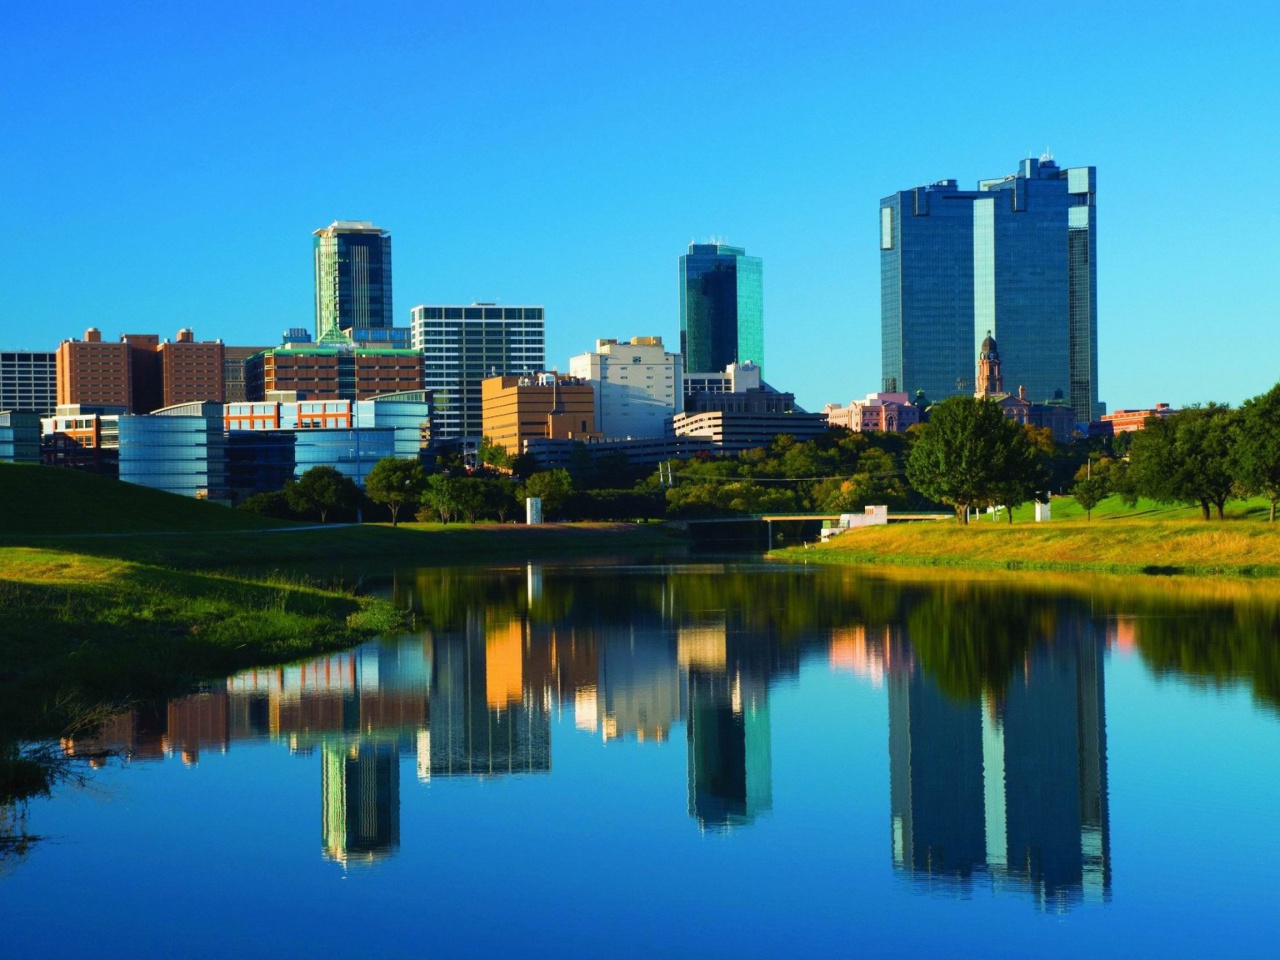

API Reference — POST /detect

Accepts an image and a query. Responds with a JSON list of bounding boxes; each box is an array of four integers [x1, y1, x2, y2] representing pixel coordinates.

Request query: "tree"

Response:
[[454, 477, 487, 523], [1231, 383, 1280, 522], [905, 397, 1032, 524], [483, 477, 520, 522], [285, 466, 359, 524], [1128, 404, 1236, 519], [420, 473, 463, 523], [363, 457, 426, 526], [1072, 474, 1109, 521], [987, 427, 1049, 523], [237, 490, 295, 519], [477, 436, 513, 472], [519, 469, 573, 519]]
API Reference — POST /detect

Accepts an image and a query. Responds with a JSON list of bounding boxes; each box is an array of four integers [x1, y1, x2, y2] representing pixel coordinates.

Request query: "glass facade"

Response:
[[225, 427, 395, 497], [679, 244, 764, 376], [881, 159, 1099, 422], [0, 410, 41, 463], [410, 306, 545, 440], [117, 413, 229, 501], [313, 222, 394, 342]]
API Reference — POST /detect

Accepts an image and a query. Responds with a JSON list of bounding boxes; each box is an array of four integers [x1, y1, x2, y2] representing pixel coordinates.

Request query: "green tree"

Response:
[[1231, 383, 1280, 522], [520, 469, 573, 518], [363, 457, 425, 526], [285, 466, 359, 523], [905, 397, 1030, 524], [1128, 404, 1236, 519], [483, 476, 520, 522], [1072, 474, 1109, 521], [420, 473, 463, 523], [237, 490, 295, 519], [454, 477, 487, 523], [987, 426, 1049, 523], [477, 436, 513, 472]]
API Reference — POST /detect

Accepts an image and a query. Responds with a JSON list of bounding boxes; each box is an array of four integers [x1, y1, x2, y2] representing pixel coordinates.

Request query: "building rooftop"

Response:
[[313, 221, 387, 237]]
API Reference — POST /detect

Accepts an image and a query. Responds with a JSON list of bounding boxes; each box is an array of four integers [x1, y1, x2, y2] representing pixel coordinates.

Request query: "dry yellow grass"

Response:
[[778, 518, 1280, 576]]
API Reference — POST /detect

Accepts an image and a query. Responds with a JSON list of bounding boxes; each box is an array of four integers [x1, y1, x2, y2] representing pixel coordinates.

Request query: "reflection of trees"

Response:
[[904, 586, 1057, 701], [1132, 601, 1280, 712], [400, 565, 916, 645]]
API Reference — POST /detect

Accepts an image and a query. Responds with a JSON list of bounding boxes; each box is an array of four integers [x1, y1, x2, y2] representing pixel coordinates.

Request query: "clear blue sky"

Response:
[[5, 0, 1278, 413]]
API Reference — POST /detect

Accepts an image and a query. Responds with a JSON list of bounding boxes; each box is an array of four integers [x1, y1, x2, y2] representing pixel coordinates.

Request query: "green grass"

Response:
[[0, 462, 289, 535], [777, 495, 1280, 577], [0, 547, 407, 744]]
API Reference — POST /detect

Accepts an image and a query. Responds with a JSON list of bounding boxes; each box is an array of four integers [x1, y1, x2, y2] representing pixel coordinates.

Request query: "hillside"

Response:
[[0, 463, 289, 536]]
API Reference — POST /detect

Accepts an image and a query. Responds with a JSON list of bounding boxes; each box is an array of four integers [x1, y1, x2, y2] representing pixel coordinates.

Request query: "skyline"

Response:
[[5, 1, 1279, 413]]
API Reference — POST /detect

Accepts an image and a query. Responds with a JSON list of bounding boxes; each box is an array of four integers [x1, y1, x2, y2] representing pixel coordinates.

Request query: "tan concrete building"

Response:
[[481, 373, 598, 456]]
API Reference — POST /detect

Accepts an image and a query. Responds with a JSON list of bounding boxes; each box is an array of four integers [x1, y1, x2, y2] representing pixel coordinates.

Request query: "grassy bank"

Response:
[[776, 498, 1280, 576], [0, 548, 406, 737]]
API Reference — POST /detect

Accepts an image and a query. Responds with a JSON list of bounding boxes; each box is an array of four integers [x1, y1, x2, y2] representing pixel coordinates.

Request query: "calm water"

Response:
[[4, 562, 1280, 958]]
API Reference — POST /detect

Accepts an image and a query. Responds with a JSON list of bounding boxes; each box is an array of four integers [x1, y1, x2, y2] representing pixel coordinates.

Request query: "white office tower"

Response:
[[568, 337, 683, 440]]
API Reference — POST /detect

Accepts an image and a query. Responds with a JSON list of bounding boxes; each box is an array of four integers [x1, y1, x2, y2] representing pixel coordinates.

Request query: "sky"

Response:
[[4, 0, 1279, 413]]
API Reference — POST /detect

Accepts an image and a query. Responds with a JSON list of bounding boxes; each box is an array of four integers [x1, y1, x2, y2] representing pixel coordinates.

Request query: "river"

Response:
[[3, 561, 1278, 958]]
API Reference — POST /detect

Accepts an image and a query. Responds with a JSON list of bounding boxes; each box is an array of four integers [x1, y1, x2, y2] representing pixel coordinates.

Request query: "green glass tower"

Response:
[[679, 243, 763, 375], [313, 221, 393, 343]]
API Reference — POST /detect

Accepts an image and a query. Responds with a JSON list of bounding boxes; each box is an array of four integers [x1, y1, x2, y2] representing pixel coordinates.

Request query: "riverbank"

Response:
[[0, 547, 406, 754], [774, 514, 1280, 576]]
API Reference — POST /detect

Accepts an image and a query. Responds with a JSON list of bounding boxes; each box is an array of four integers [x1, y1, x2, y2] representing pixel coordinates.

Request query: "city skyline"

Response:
[[5, 3, 1278, 413]]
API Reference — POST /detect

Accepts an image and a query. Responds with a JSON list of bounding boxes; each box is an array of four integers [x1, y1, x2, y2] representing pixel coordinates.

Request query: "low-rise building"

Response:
[[669, 409, 829, 453], [1092, 403, 1177, 436], [823, 392, 920, 433], [118, 402, 229, 502], [41, 405, 122, 474], [0, 411, 42, 463]]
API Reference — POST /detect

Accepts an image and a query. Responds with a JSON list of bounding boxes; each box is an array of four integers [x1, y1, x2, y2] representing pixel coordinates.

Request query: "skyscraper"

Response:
[[880, 157, 1098, 423], [679, 243, 764, 376], [313, 221, 393, 342], [410, 304, 546, 439]]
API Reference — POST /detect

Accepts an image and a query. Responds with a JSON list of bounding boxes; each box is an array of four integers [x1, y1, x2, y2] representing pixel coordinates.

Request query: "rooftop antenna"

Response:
[[1041, 146, 1054, 162]]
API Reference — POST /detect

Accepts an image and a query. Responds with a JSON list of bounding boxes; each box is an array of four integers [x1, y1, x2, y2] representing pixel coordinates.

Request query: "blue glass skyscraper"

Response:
[[880, 157, 1098, 423], [679, 243, 764, 376]]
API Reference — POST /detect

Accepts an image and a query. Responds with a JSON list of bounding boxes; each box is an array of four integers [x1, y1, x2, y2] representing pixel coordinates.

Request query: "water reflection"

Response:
[[888, 625, 1110, 908], [48, 562, 1280, 909]]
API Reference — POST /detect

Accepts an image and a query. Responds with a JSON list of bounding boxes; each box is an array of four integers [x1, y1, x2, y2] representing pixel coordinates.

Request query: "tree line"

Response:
[[236, 379, 1280, 525]]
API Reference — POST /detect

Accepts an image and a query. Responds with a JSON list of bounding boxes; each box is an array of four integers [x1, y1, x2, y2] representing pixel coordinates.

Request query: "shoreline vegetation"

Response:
[[772, 498, 1280, 577]]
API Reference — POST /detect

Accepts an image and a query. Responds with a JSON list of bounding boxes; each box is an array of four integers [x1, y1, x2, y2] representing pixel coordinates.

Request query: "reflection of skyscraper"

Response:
[[888, 664, 987, 883], [686, 670, 772, 829], [427, 628, 551, 777], [598, 626, 683, 743], [887, 624, 1111, 907], [321, 740, 401, 865], [983, 630, 1110, 905]]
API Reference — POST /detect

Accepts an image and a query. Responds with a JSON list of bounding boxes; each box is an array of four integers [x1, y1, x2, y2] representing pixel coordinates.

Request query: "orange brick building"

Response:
[[481, 373, 598, 456], [57, 327, 226, 413], [246, 346, 423, 402], [56, 328, 131, 410]]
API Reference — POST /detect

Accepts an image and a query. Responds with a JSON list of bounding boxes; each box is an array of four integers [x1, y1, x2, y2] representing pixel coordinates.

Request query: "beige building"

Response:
[[481, 372, 598, 456], [568, 336, 682, 440]]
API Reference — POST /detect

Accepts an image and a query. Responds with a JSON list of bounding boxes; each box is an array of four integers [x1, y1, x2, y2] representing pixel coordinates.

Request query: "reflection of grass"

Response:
[[778, 513, 1280, 577], [0, 548, 406, 746]]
